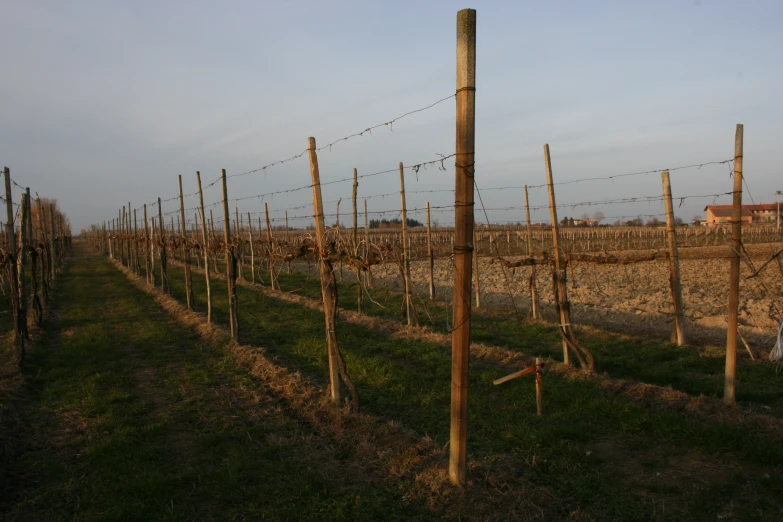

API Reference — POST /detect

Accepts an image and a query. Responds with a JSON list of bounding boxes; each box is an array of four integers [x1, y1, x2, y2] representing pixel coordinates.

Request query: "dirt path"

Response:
[[0, 244, 435, 521]]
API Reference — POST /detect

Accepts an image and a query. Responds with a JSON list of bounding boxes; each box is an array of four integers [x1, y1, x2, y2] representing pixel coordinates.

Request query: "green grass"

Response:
[[0, 249, 434, 521], [150, 256, 783, 520], [226, 260, 783, 415]]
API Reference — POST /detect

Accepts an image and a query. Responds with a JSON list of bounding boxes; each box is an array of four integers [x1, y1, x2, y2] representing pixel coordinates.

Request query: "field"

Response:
[[3, 240, 781, 520]]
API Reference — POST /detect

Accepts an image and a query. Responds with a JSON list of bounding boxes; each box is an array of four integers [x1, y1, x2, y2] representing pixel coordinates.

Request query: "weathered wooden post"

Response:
[[426, 201, 435, 300], [661, 171, 686, 346], [196, 172, 212, 323], [157, 197, 170, 294], [450, 8, 476, 486], [221, 170, 239, 338], [524, 185, 541, 319], [143, 204, 152, 285], [177, 175, 194, 309], [308, 137, 357, 408], [364, 199, 373, 288], [264, 202, 277, 290], [49, 203, 57, 276], [352, 168, 362, 312], [545, 146, 569, 366], [133, 208, 139, 274], [535, 357, 543, 417], [473, 229, 481, 308], [399, 162, 416, 326], [4, 167, 24, 361], [247, 212, 255, 283], [725, 124, 743, 405], [26, 189, 42, 324]]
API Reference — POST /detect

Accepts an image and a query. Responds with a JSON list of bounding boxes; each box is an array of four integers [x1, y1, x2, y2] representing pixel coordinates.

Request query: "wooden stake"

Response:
[[264, 202, 276, 290], [364, 199, 373, 288], [725, 124, 743, 405], [352, 168, 362, 313], [308, 137, 343, 405], [661, 171, 686, 346], [221, 169, 238, 338], [179, 175, 194, 309], [524, 185, 541, 319], [399, 162, 416, 326], [450, 8, 476, 486], [4, 167, 24, 362], [157, 197, 169, 294], [143, 204, 151, 285], [426, 201, 435, 300], [545, 145, 569, 366], [247, 212, 255, 283], [196, 172, 212, 323]]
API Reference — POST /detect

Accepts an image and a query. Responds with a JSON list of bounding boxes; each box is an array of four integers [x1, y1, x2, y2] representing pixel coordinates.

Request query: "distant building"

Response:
[[703, 204, 781, 225]]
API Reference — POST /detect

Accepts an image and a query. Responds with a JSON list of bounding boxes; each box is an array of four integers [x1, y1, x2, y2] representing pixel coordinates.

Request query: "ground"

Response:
[[1, 243, 782, 521]]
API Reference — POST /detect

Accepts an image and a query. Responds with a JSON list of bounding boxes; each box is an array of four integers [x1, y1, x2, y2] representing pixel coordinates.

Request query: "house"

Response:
[[703, 205, 752, 226], [704, 203, 781, 226], [746, 204, 780, 224]]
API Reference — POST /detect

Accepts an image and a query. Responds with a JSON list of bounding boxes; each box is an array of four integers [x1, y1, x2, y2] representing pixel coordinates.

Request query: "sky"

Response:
[[1, 0, 781, 232]]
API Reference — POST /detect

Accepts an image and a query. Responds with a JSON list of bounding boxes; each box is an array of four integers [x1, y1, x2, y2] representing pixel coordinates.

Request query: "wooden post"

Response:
[[133, 208, 139, 274], [26, 189, 41, 324], [143, 204, 151, 285], [524, 185, 541, 319], [157, 197, 169, 294], [545, 145, 569, 366], [49, 203, 56, 277], [661, 171, 686, 346], [264, 202, 276, 290], [725, 124, 743, 405], [4, 167, 24, 361], [399, 162, 416, 326], [37, 197, 50, 303], [247, 212, 255, 283], [352, 168, 362, 312], [473, 230, 481, 308], [364, 199, 373, 288], [235, 207, 244, 281], [308, 137, 343, 405], [17, 191, 29, 339], [450, 8, 476, 486], [179, 175, 194, 309], [221, 169, 239, 338], [196, 172, 212, 323], [426, 201, 435, 300]]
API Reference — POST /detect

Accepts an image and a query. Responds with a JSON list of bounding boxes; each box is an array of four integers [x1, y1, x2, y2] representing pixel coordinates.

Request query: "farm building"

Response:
[[702, 204, 780, 225]]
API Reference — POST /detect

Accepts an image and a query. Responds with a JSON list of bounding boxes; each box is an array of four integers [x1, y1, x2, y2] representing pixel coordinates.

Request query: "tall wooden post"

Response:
[[133, 208, 139, 274], [264, 202, 276, 290], [545, 145, 569, 365], [143, 204, 151, 285], [661, 171, 686, 346], [196, 172, 212, 323], [364, 199, 373, 288], [26, 189, 41, 324], [399, 162, 415, 326], [36, 197, 50, 303], [426, 201, 435, 300], [450, 8, 476, 486], [157, 197, 169, 294], [49, 203, 57, 276], [352, 168, 362, 312], [247, 212, 255, 283], [178, 175, 193, 309], [724, 124, 743, 405], [4, 167, 24, 361], [221, 170, 238, 338], [17, 191, 28, 340], [308, 137, 342, 404], [524, 185, 541, 318]]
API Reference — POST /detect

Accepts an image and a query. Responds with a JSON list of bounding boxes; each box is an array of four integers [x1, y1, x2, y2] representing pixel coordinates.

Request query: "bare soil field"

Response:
[[346, 243, 783, 351]]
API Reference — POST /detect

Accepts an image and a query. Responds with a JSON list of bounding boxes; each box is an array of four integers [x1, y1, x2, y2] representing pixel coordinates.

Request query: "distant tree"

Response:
[[692, 215, 702, 225], [593, 211, 605, 224], [560, 216, 569, 226], [646, 217, 662, 227], [625, 216, 644, 226], [674, 216, 685, 226], [568, 217, 575, 227]]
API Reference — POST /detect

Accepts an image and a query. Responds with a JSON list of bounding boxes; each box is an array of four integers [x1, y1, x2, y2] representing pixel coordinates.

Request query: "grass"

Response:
[[230, 259, 783, 415], [0, 248, 435, 521], [148, 254, 783, 520]]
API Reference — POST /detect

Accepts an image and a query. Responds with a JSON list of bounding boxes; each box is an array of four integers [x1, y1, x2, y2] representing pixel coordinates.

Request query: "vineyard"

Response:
[[3, 7, 783, 521]]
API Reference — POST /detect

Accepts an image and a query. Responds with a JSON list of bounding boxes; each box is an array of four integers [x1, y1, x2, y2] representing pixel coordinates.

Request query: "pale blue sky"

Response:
[[1, 1, 781, 231]]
